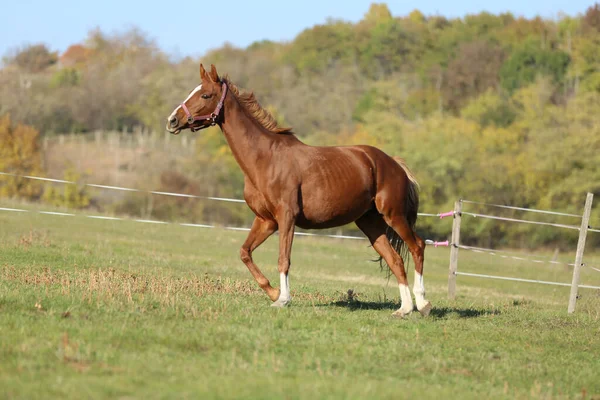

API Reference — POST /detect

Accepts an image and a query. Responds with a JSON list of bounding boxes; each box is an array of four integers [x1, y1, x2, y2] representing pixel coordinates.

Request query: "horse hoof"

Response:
[[271, 299, 290, 308], [418, 302, 432, 317], [391, 309, 412, 318]]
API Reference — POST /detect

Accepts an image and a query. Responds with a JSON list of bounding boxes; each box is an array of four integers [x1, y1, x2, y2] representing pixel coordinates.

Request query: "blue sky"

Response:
[[0, 0, 594, 58]]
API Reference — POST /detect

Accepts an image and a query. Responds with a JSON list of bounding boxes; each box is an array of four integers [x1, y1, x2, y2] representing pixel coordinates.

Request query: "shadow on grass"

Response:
[[429, 306, 500, 318], [327, 301, 500, 318], [328, 300, 399, 311]]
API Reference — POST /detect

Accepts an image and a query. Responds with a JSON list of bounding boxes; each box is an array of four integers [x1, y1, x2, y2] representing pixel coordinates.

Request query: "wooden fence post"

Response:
[[568, 192, 594, 313], [448, 200, 462, 300]]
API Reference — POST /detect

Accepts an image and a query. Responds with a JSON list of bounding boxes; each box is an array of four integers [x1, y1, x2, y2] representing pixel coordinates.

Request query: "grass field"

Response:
[[1, 201, 600, 399]]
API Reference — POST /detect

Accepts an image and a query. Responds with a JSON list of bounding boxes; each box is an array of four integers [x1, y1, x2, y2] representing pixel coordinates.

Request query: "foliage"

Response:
[[461, 89, 516, 127], [443, 40, 505, 111], [42, 167, 90, 209], [3, 44, 58, 72], [49, 68, 81, 88], [500, 42, 571, 93], [286, 20, 358, 74], [582, 3, 600, 33], [2, 4, 600, 247], [0, 114, 43, 199]]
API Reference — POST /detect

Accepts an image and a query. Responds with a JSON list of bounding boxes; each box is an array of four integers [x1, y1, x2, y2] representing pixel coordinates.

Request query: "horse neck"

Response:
[[219, 92, 277, 182]]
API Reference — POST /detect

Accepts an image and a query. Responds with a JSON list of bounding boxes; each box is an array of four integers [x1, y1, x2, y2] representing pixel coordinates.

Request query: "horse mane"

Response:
[[222, 76, 293, 135]]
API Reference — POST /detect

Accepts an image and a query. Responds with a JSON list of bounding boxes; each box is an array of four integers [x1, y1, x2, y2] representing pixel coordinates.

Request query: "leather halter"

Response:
[[180, 82, 228, 132]]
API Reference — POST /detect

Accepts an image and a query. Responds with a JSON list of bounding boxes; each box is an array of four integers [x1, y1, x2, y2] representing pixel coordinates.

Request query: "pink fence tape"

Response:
[[438, 211, 454, 219], [425, 239, 449, 247]]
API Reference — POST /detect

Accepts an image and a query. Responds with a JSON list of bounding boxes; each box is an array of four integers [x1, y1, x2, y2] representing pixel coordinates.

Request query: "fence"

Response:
[[446, 193, 599, 313], [1, 171, 598, 312], [0, 170, 453, 242]]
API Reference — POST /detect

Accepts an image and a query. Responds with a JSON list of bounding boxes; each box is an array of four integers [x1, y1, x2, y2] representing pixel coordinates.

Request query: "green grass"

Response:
[[1, 202, 600, 399]]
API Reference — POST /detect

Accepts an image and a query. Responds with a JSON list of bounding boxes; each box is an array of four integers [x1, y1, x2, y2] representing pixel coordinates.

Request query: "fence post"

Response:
[[568, 192, 594, 313], [448, 200, 462, 300]]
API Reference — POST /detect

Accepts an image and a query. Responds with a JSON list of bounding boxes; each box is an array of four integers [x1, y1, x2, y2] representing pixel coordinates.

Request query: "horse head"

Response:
[[166, 63, 227, 134]]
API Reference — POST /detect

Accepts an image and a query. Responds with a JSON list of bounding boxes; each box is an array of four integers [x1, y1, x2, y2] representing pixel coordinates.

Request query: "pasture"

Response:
[[1, 201, 599, 399]]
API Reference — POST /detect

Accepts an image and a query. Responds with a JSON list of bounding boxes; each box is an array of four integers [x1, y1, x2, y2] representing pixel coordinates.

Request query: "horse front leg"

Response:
[[271, 208, 297, 308], [240, 217, 280, 301]]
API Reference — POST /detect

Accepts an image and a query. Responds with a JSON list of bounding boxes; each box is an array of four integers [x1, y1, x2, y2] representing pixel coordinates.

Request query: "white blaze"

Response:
[[169, 84, 203, 120]]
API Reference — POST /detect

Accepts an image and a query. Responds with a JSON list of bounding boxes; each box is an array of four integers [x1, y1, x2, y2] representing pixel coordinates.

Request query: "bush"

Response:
[[42, 167, 91, 209], [0, 114, 44, 199]]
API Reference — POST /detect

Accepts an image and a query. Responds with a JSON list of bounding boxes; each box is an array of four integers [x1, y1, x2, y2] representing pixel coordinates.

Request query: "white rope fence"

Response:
[[0, 206, 372, 240], [448, 195, 600, 314], [0, 206, 461, 250], [0, 171, 458, 219], [460, 211, 580, 231], [462, 198, 600, 234], [3, 172, 598, 289], [456, 244, 575, 267], [0, 171, 246, 203], [461, 199, 582, 218], [454, 272, 600, 290]]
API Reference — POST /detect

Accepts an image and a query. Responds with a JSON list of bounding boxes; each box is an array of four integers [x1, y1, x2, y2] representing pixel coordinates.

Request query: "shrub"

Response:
[[0, 114, 44, 199]]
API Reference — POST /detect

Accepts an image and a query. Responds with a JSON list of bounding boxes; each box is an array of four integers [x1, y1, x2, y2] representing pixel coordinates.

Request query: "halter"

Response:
[[181, 82, 228, 132]]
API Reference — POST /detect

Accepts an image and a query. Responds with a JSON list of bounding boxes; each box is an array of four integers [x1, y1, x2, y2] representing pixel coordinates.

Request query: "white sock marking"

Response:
[[278, 272, 290, 302], [398, 283, 413, 312], [413, 272, 428, 310]]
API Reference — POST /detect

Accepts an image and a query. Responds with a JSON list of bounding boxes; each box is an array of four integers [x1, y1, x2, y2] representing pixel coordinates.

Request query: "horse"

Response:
[[166, 63, 430, 317]]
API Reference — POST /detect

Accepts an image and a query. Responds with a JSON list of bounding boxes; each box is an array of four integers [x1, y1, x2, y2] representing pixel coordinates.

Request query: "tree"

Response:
[[358, 18, 416, 76], [500, 42, 570, 93], [59, 44, 91, 67], [3, 44, 57, 72], [362, 3, 393, 25], [43, 167, 90, 209], [443, 40, 505, 111], [353, 76, 438, 122], [569, 34, 600, 93], [461, 89, 515, 127], [0, 114, 44, 199], [582, 3, 600, 33], [285, 20, 358, 73]]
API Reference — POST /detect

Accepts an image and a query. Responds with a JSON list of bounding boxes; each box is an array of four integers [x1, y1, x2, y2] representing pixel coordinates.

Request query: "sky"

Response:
[[0, 0, 595, 58]]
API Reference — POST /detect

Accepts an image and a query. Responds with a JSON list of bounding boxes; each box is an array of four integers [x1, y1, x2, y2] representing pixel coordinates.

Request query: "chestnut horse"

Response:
[[166, 64, 430, 317]]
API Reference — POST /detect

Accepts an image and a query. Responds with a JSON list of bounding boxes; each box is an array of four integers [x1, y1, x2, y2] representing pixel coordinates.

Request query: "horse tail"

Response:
[[379, 158, 420, 274], [395, 157, 420, 234]]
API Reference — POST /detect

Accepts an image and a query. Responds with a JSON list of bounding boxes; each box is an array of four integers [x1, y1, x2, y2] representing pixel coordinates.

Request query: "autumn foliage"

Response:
[[0, 115, 43, 199], [1, 3, 599, 246]]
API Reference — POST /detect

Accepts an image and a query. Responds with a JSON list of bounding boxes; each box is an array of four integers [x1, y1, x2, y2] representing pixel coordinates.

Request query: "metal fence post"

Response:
[[568, 192, 594, 313], [448, 200, 462, 300]]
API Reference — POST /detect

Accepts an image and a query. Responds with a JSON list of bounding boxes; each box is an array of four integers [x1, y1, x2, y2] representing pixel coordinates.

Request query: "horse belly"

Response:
[[295, 189, 373, 229]]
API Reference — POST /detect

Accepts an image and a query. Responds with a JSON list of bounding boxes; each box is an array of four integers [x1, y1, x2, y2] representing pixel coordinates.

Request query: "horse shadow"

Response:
[[326, 300, 499, 319]]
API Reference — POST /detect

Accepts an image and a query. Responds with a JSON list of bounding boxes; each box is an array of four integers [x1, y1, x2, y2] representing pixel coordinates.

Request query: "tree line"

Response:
[[1, 3, 599, 248]]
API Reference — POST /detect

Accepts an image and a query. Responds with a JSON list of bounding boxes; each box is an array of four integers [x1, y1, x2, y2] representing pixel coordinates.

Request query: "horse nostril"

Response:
[[169, 116, 178, 127]]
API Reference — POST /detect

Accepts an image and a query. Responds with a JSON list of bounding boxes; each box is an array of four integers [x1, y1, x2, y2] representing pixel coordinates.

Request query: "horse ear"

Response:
[[209, 64, 219, 82], [199, 63, 208, 81]]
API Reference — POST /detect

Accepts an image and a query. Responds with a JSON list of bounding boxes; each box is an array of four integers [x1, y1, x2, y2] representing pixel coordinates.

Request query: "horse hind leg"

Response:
[[412, 232, 431, 316], [384, 214, 431, 316], [355, 211, 414, 317]]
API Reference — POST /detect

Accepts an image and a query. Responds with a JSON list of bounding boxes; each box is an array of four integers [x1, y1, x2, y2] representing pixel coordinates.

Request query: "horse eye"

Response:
[[201, 94, 211, 99]]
